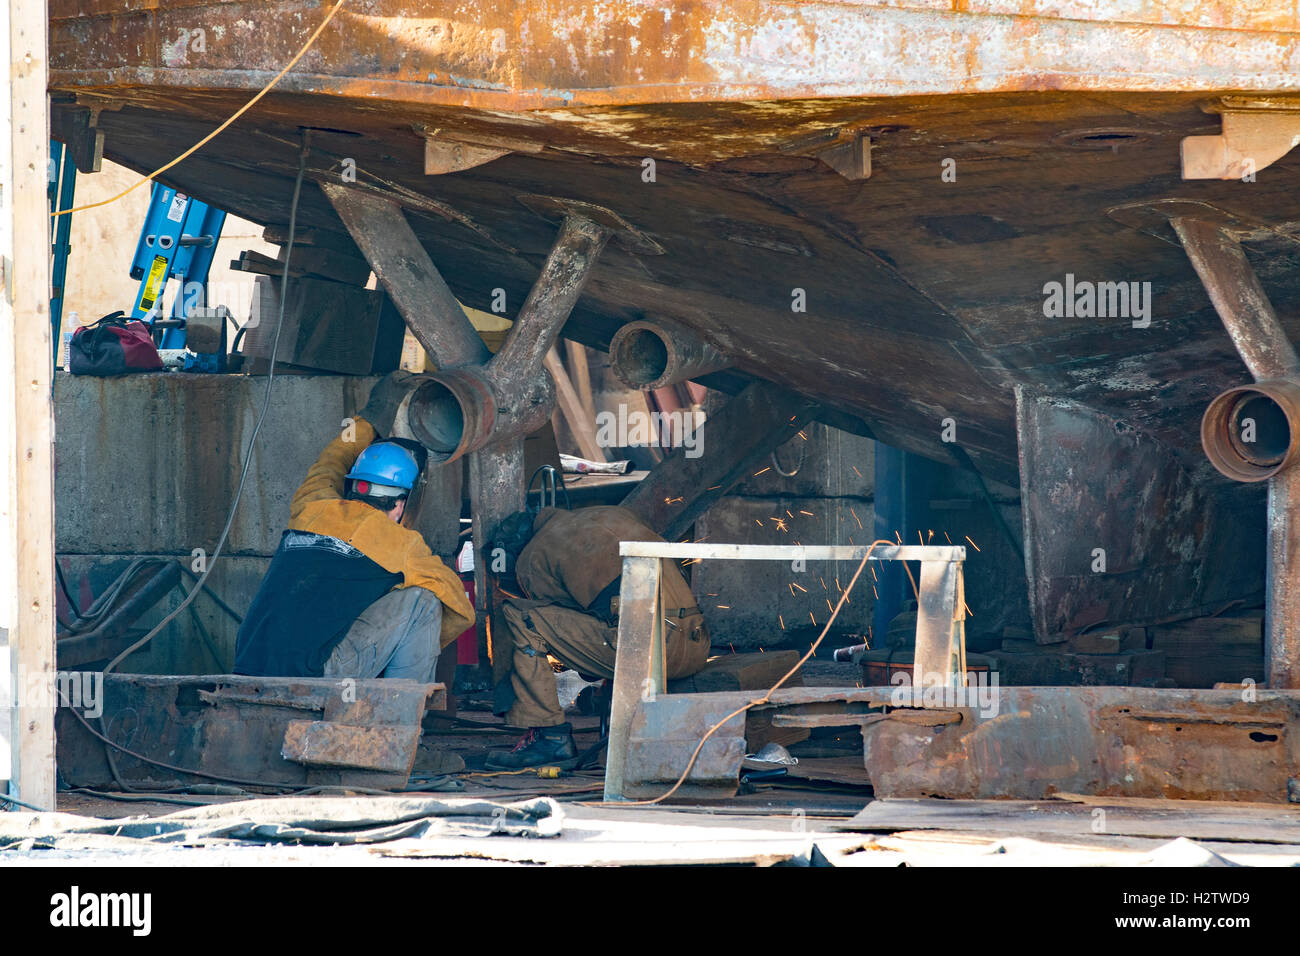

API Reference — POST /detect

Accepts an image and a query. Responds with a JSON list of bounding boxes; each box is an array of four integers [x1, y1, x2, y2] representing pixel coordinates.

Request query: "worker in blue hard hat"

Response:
[[234, 371, 473, 681]]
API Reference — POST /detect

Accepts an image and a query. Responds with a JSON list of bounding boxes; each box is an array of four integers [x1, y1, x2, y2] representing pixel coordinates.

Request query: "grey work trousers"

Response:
[[322, 586, 443, 682]]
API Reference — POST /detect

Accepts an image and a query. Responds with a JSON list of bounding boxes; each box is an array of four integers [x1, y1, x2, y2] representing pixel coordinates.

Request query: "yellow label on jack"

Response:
[[137, 255, 168, 313]]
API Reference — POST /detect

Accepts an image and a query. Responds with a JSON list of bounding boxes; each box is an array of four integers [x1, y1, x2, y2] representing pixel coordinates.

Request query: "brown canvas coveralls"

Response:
[[497, 506, 710, 728]]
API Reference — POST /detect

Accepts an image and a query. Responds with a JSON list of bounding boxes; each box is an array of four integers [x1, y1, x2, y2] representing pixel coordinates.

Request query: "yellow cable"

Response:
[[51, 0, 349, 219]]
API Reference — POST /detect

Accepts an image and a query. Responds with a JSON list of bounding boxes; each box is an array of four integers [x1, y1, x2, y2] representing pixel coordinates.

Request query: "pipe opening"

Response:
[[1228, 393, 1289, 466], [408, 380, 465, 463], [612, 327, 669, 388], [1201, 379, 1300, 482]]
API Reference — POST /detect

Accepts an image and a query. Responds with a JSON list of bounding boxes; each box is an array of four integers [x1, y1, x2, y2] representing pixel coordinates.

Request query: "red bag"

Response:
[[69, 311, 163, 376]]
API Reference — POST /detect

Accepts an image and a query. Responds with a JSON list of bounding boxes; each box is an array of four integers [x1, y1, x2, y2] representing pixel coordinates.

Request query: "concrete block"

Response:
[[55, 372, 377, 556]]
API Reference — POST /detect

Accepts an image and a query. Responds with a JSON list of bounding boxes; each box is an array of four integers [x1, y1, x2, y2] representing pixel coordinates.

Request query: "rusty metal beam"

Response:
[[320, 182, 490, 370], [55, 674, 441, 790], [609, 684, 1300, 802], [1173, 218, 1300, 689]]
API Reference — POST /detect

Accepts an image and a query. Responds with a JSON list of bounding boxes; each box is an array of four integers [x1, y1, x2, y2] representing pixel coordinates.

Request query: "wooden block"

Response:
[[1149, 615, 1265, 688], [281, 720, 421, 773], [667, 650, 803, 693], [234, 247, 371, 287], [241, 275, 405, 375]]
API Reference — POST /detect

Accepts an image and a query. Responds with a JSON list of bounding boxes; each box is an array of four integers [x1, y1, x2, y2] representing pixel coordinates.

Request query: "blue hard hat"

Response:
[[347, 441, 420, 492]]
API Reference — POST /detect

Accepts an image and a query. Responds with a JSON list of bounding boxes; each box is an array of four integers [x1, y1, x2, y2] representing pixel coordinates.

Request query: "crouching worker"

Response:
[[234, 372, 473, 681], [485, 506, 711, 769]]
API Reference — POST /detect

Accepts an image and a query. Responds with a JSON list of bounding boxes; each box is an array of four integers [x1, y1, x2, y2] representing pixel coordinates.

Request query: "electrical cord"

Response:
[[54, 560, 86, 623], [104, 132, 310, 677], [50, 0, 347, 220]]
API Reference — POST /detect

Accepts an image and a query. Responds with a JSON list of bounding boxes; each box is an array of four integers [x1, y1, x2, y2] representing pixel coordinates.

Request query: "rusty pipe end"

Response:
[[1201, 378, 1300, 482], [609, 319, 728, 390], [406, 367, 496, 464]]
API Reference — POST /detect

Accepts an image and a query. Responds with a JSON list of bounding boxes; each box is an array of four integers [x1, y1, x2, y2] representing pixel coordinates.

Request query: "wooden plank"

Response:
[[836, 797, 1300, 844], [544, 347, 606, 462], [233, 247, 371, 287], [1, 0, 56, 809], [281, 721, 422, 774]]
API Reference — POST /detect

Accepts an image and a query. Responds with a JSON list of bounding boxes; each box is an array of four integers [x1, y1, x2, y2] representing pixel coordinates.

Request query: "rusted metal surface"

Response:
[[1173, 218, 1300, 689], [47, 1, 1300, 114], [862, 686, 1300, 803], [48, 3, 1300, 649], [609, 319, 730, 391], [1015, 387, 1263, 642], [611, 684, 1300, 802], [622, 380, 818, 541], [282, 720, 422, 773], [55, 674, 440, 790]]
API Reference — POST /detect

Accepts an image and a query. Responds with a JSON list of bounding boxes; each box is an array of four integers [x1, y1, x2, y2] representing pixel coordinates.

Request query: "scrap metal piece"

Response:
[[55, 674, 442, 790], [282, 721, 422, 774], [862, 686, 1300, 802]]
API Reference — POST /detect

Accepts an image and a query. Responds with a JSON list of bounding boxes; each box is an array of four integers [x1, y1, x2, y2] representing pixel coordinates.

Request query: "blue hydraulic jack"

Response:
[[129, 183, 230, 371]]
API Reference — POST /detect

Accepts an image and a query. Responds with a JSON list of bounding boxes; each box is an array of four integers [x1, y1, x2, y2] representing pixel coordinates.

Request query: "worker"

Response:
[[234, 372, 473, 682], [484, 505, 711, 769]]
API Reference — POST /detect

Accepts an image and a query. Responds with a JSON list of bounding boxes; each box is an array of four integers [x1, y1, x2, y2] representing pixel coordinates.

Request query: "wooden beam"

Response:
[[544, 347, 606, 463], [2, 0, 57, 808]]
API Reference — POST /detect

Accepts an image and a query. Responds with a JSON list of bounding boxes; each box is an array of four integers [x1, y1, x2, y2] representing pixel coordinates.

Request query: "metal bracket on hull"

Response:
[[1182, 98, 1300, 181]]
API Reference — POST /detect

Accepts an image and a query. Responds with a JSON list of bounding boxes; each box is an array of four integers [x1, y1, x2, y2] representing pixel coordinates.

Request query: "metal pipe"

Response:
[[1175, 216, 1300, 688], [609, 319, 729, 390]]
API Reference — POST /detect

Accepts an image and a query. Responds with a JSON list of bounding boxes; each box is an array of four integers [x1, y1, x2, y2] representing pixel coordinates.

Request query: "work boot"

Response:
[[485, 723, 578, 770]]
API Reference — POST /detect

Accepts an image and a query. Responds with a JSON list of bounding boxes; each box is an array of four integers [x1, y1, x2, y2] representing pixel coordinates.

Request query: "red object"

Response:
[[456, 579, 478, 665], [69, 311, 163, 376]]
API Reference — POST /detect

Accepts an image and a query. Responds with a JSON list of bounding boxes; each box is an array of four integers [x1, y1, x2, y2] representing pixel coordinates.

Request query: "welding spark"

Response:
[[850, 508, 863, 530], [798, 430, 808, 441], [771, 517, 789, 532], [800, 510, 814, 517], [716, 604, 730, 610], [779, 614, 785, 630], [965, 535, 981, 552], [819, 576, 827, 590], [852, 466, 862, 478], [753, 467, 771, 477], [809, 612, 816, 626], [791, 581, 807, 593]]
